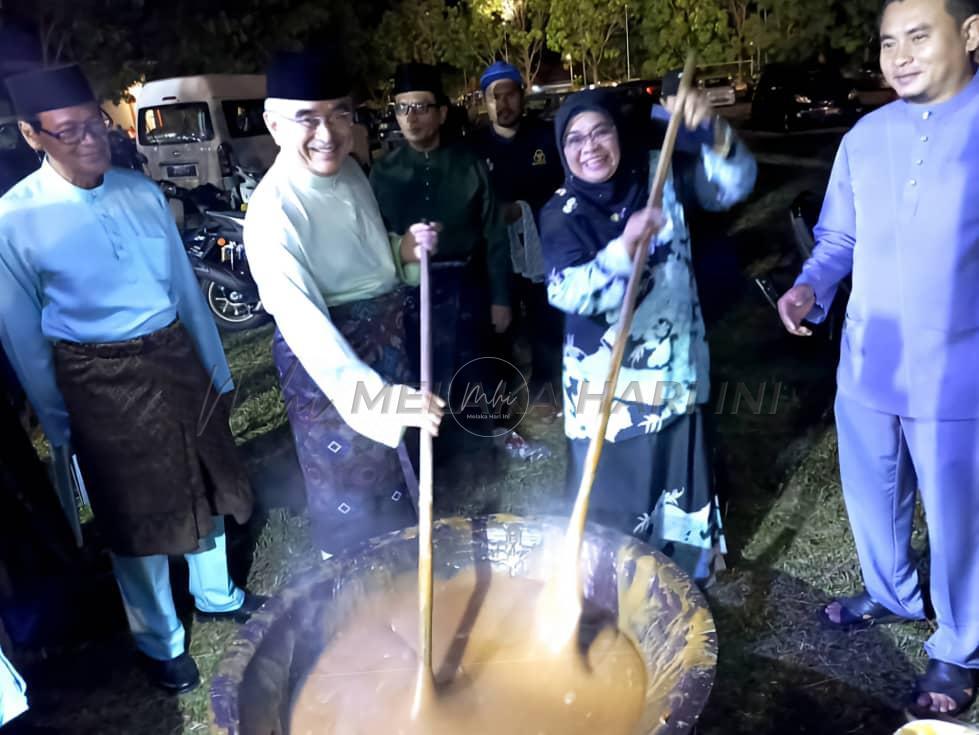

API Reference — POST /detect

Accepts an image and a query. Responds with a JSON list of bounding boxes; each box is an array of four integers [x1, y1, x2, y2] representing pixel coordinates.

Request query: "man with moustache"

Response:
[[0, 65, 259, 694], [370, 63, 520, 457], [471, 62, 564, 416], [243, 51, 443, 560], [778, 0, 979, 717]]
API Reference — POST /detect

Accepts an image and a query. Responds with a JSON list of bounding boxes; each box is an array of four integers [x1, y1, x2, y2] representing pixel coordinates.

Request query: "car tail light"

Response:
[[217, 143, 233, 177]]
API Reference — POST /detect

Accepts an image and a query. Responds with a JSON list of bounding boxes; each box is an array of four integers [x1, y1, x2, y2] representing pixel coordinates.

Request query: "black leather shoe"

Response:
[[143, 652, 200, 694], [194, 592, 268, 624]]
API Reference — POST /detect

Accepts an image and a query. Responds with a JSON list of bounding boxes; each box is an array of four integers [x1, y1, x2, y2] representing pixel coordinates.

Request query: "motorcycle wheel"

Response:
[[202, 281, 270, 332]]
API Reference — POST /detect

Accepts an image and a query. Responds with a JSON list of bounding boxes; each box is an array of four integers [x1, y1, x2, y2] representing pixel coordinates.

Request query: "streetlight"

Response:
[[624, 4, 632, 81], [565, 53, 573, 85], [501, 0, 516, 64]]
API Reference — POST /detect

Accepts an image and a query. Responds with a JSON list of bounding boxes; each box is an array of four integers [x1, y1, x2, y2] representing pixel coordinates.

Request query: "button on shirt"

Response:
[[797, 72, 979, 419], [370, 142, 511, 306], [0, 160, 233, 446]]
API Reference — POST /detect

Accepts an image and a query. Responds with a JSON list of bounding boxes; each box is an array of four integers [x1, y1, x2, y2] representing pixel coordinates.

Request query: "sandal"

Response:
[[907, 659, 977, 719], [819, 590, 905, 631]]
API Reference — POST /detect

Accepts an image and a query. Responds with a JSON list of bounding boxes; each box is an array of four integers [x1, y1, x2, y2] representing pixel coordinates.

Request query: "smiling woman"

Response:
[[561, 111, 621, 184], [539, 88, 758, 584]]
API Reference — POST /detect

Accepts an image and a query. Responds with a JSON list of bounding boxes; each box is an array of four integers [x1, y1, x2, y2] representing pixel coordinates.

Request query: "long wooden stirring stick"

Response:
[[539, 53, 698, 651], [412, 235, 436, 717]]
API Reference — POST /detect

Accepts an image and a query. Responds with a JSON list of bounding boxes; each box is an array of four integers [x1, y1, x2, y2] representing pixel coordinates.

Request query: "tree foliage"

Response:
[[473, 0, 551, 85], [1, 0, 884, 101], [740, 0, 880, 64], [638, 0, 731, 77], [547, 0, 629, 83]]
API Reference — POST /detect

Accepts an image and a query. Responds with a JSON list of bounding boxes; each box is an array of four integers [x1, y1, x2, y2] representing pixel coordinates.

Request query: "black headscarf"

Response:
[[542, 89, 652, 272]]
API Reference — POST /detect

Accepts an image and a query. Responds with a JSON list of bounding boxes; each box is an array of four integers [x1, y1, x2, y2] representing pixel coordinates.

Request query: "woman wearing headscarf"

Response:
[[540, 87, 757, 584]]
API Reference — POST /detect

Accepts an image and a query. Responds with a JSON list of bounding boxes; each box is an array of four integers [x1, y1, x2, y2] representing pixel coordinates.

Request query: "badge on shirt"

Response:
[[532, 149, 547, 167]]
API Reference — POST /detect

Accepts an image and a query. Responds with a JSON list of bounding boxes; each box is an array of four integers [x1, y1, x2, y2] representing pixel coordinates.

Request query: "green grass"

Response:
[[220, 324, 289, 445], [169, 302, 979, 734]]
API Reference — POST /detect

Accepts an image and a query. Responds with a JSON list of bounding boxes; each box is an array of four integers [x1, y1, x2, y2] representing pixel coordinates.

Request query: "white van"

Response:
[[135, 75, 276, 191]]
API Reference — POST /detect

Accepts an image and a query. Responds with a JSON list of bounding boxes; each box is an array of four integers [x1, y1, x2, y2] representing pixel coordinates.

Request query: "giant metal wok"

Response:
[[209, 515, 717, 735]]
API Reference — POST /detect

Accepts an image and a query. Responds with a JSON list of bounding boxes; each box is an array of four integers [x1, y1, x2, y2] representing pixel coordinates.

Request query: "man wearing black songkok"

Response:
[[370, 63, 552, 461], [0, 64, 261, 695], [244, 50, 444, 559]]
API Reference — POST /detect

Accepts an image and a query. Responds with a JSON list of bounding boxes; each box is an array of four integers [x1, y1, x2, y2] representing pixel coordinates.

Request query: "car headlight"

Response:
[[794, 94, 812, 104]]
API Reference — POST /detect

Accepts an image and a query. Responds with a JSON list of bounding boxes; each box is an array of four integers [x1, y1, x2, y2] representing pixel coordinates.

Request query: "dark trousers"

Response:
[[404, 262, 498, 459], [567, 408, 723, 583], [511, 275, 563, 402]]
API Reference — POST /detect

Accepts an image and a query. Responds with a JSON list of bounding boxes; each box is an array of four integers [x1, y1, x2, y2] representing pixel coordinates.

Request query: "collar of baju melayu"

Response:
[[402, 143, 445, 163], [899, 69, 979, 121], [280, 154, 351, 192], [39, 156, 109, 202]]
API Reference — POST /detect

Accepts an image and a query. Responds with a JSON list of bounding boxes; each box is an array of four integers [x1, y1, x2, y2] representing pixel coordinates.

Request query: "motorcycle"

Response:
[[161, 181, 270, 333], [754, 191, 849, 343], [229, 163, 263, 211]]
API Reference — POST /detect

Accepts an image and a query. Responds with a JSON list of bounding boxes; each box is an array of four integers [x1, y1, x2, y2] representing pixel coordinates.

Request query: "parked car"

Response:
[[846, 63, 891, 90], [751, 64, 863, 132], [136, 75, 276, 193], [733, 76, 753, 102], [700, 76, 737, 107], [614, 79, 662, 101], [525, 90, 572, 122], [754, 190, 849, 344], [376, 103, 404, 154]]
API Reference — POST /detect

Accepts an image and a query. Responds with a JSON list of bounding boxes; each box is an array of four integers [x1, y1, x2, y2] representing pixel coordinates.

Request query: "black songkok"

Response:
[[393, 63, 447, 105], [4, 64, 96, 118], [266, 50, 352, 101]]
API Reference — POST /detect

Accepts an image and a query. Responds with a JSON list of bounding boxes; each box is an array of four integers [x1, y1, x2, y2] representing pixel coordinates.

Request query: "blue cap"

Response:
[[480, 61, 523, 93]]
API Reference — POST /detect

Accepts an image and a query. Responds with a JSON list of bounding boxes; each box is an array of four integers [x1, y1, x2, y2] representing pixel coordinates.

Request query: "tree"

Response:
[[637, 0, 731, 77], [727, 0, 750, 63], [743, 0, 878, 65], [470, 0, 551, 85], [370, 0, 465, 91], [3, 0, 145, 97], [444, 1, 505, 80], [547, 0, 628, 83], [2, 0, 340, 99], [508, 0, 550, 85]]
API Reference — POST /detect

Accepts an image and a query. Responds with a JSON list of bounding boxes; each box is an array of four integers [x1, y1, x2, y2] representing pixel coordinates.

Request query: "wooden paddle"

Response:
[[538, 52, 698, 651], [412, 237, 437, 717]]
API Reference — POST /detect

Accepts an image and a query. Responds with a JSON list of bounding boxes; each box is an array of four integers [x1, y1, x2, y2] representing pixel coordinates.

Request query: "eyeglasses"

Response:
[[275, 109, 354, 131], [563, 124, 616, 152], [394, 102, 439, 117], [36, 117, 111, 146]]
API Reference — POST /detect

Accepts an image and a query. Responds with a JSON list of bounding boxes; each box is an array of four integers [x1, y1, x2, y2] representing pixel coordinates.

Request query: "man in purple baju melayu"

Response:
[[779, 0, 979, 718]]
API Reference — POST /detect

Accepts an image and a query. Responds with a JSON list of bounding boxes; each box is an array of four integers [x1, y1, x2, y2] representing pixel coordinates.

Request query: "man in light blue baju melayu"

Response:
[[0, 65, 263, 695]]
